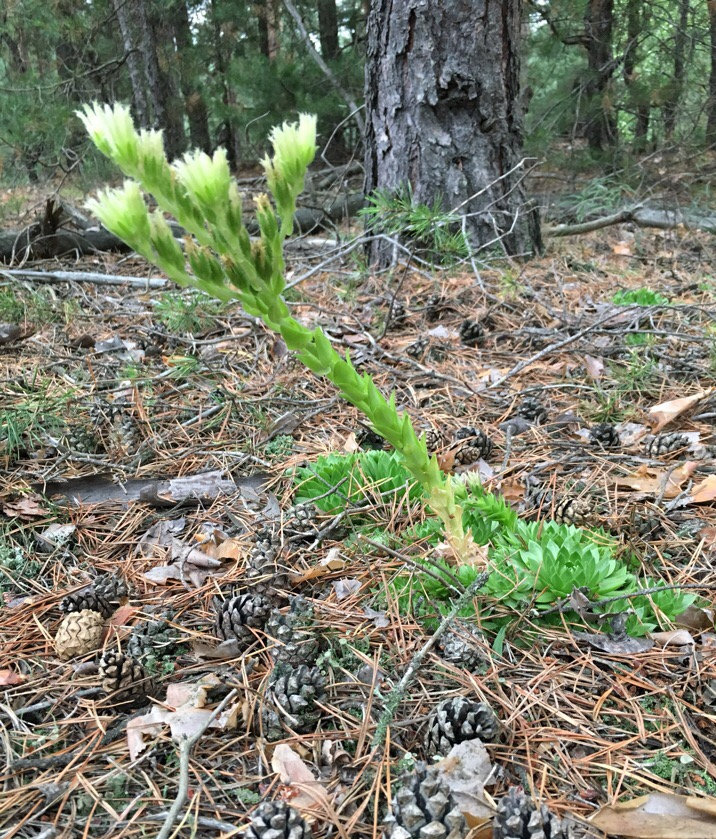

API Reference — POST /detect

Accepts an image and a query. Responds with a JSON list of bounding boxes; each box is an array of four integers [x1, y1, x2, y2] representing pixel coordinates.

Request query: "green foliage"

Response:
[[263, 433, 294, 460], [612, 288, 669, 306], [572, 176, 637, 222], [0, 540, 42, 595], [293, 449, 421, 514], [359, 184, 470, 266], [154, 290, 228, 334], [1, 380, 73, 460], [0, 287, 81, 325]]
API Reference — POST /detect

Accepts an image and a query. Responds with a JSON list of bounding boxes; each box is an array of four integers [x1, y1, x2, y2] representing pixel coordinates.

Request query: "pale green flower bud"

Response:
[[77, 103, 140, 172], [173, 148, 231, 210], [268, 113, 317, 181], [138, 129, 168, 185], [86, 180, 150, 249]]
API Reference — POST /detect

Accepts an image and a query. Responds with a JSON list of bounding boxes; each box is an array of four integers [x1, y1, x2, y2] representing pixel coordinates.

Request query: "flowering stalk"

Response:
[[78, 103, 471, 559]]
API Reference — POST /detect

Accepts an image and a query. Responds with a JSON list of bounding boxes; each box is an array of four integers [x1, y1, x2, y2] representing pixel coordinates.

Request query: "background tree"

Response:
[[364, 0, 542, 262]]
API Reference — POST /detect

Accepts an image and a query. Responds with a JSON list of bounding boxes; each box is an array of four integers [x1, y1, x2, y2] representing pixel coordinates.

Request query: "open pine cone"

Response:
[[452, 426, 493, 464], [245, 800, 312, 839], [425, 696, 498, 756], [383, 762, 467, 839], [262, 662, 326, 740], [643, 432, 689, 457], [356, 426, 387, 450], [589, 422, 620, 448], [265, 597, 320, 667], [92, 571, 131, 602], [406, 336, 429, 360], [423, 427, 448, 453], [214, 592, 272, 646], [437, 627, 486, 672], [493, 786, 571, 839], [246, 527, 288, 594], [459, 318, 484, 347], [284, 503, 319, 542], [553, 495, 595, 527], [515, 397, 548, 425], [60, 587, 113, 619], [99, 651, 156, 706], [54, 609, 105, 660], [425, 292, 446, 322]]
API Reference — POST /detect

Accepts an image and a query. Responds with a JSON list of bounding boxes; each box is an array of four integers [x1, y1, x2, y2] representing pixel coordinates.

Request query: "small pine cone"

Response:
[[99, 651, 156, 705], [437, 627, 485, 672], [459, 318, 484, 347], [515, 397, 548, 425], [356, 426, 387, 450], [406, 336, 429, 360], [452, 427, 493, 464], [54, 609, 105, 660], [521, 476, 553, 515], [284, 503, 319, 542], [383, 762, 467, 839], [388, 299, 408, 328], [423, 427, 448, 453], [589, 423, 620, 448], [60, 588, 113, 619], [265, 597, 320, 667], [63, 423, 98, 454], [245, 800, 312, 839], [424, 696, 498, 757], [553, 495, 595, 527], [262, 663, 326, 740], [214, 592, 273, 646], [643, 432, 689, 457], [425, 292, 446, 322], [246, 527, 288, 594], [493, 786, 570, 839], [126, 614, 180, 662], [92, 571, 130, 602]]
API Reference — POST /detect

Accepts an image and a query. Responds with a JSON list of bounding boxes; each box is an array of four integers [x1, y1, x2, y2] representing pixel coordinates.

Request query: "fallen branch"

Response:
[[547, 204, 716, 237]]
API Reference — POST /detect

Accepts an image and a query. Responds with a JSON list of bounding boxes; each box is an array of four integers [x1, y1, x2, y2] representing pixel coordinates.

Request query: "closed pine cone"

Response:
[[54, 609, 105, 660], [262, 662, 326, 740], [284, 503, 319, 542], [424, 696, 498, 756], [382, 762, 467, 839], [99, 651, 156, 704], [214, 592, 273, 646], [643, 432, 689, 457], [246, 527, 288, 594], [265, 597, 320, 667], [245, 800, 312, 839], [92, 571, 131, 602]]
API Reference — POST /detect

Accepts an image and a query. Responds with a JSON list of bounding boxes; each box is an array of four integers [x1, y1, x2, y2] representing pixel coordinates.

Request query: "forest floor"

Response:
[[1, 177, 716, 838]]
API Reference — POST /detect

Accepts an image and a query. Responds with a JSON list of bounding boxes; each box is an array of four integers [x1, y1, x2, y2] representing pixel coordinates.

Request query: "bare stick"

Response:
[[155, 689, 238, 839]]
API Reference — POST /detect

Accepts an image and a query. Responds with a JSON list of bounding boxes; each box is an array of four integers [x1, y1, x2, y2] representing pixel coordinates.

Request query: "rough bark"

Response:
[[583, 0, 616, 150], [623, 0, 649, 151], [211, 0, 241, 168], [364, 0, 541, 263], [317, 0, 339, 60], [708, 0, 716, 145], [112, 0, 149, 127], [664, 0, 690, 139], [171, 0, 212, 153], [257, 0, 280, 59]]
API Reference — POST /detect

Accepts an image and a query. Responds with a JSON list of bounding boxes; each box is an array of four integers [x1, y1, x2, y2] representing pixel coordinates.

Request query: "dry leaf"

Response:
[[0, 669, 24, 686], [215, 538, 243, 561], [343, 432, 360, 453], [689, 475, 716, 505], [675, 605, 714, 632], [106, 604, 138, 628], [126, 675, 239, 760], [437, 740, 494, 827], [332, 578, 361, 600], [583, 354, 605, 380], [271, 743, 332, 813], [650, 629, 695, 647], [2, 497, 51, 519], [615, 462, 698, 498], [647, 389, 714, 432], [612, 241, 632, 255], [590, 791, 716, 837]]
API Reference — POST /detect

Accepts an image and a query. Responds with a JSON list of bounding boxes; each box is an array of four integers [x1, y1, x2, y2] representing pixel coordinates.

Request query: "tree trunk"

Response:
[[211, 0, 241, 168], [317, 0, 339, 60], [583, 0, 616, 151], [707, 0, 716, 145], [171, 0, 212, 153], [111, 0, 149, 127], [257, 0, 279, 59], [623, 0, 649, 151], [664, 0, 690, 139], [364, 0, 541, 263]]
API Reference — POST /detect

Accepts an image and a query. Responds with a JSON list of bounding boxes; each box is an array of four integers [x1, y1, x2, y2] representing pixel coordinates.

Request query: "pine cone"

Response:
[[452, 427, 493, 465], [99, 651, 156, 705], [284, 503, 319, 542], [515, 397, 548, 425], [92, 571, 130, 602], [126, 614, 181, 662], [246, 527, 288, 594], [245, 800, 312, 839], [493, 786, 570, 839], [91, 397, 138, 453], [388, 299, 408, 328], [262, 663, 326, 740], [459, 318, 484, 347], [437, 628, 485, 672], [214, 592, 273, 645], [54, 609, 105, 660], [425, 292, 446, 322], [357, 426, 387, 450], [643, 432, 689, 457], [589, 423, 620, 448], [553, 495, 595, 527], [521, 476, 553, 516], [383, 762, 467, 839], [425, 696, 498, 756], [265, 597, 320, 667], [63, 423, 98, 454], [60, 588, 113, 619], [406, 337, 429, 360], [423, 427, 448, 453]]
